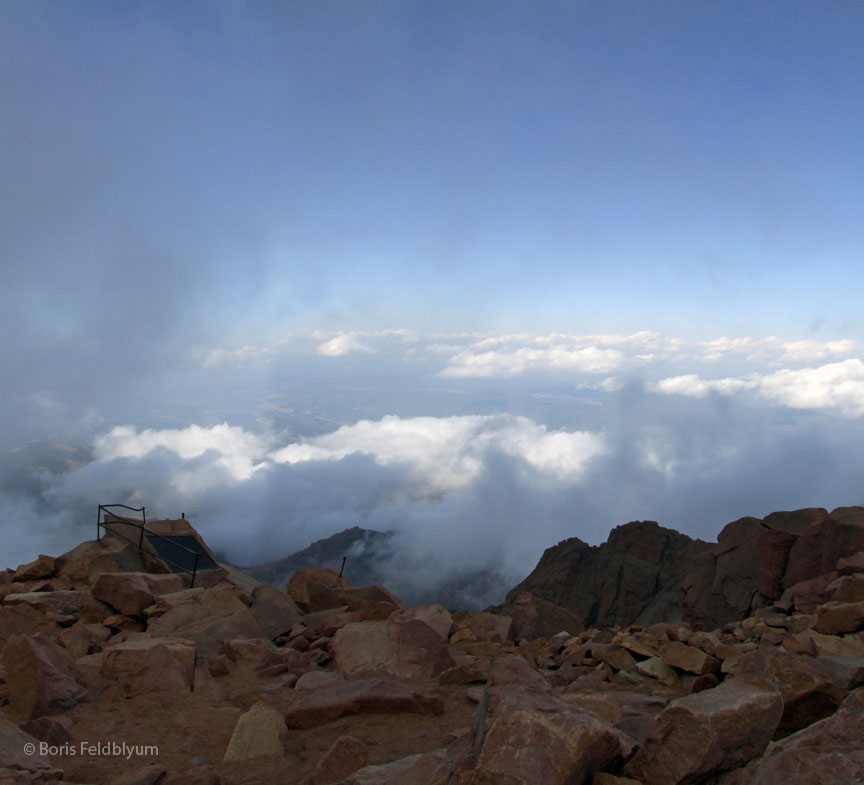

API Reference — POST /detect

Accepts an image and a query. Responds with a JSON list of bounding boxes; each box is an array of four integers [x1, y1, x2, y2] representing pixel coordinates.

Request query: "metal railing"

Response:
[[97, 504, 201, 586]]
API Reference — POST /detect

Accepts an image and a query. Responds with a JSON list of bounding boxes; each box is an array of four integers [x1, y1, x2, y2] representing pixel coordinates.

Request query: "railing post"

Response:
[[97, 505, 101, 542], [191, 552, 199, 588], [139, 522, 144, 548]]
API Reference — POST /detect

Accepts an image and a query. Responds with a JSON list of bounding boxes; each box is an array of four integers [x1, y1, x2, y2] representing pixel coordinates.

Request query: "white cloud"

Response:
[[316, 333, 374, 357], [651, 374, 759, 398], [758, 359, 864, 417], [652, 358, 864, 417], [93, 424, 269, 481], [778, 339, 858, 364], [441, 344, 625, 378], [270, 414, 607, 490]]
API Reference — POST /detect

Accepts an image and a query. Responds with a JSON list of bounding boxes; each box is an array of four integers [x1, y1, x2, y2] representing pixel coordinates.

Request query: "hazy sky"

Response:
[[3, 2, 864, 599]]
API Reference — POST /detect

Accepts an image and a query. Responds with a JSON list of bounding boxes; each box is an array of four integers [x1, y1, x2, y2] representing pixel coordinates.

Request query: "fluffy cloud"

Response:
[[652, 358, 864, 417], [93, 424, 269, 482], [651, 375, 759, 398], [440, 345, 625, 378], [759, 359, 864, 417], [316, 333, 374, 357], [271, 414, 608, 490]]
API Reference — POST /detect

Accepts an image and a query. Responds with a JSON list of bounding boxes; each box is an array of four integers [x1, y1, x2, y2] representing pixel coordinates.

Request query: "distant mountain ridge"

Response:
[[242, 526, 396, 589]]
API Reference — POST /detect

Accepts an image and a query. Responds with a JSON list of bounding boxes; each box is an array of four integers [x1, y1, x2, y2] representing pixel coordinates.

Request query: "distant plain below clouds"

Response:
[[4, 327, 864, 606]]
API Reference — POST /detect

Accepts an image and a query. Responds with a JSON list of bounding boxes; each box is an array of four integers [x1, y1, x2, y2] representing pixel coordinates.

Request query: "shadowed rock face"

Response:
[[505, 507, 864, 630]]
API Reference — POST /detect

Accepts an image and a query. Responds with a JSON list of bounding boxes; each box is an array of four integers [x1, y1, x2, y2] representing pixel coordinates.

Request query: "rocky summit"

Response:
[[0, 507, 863, 785]]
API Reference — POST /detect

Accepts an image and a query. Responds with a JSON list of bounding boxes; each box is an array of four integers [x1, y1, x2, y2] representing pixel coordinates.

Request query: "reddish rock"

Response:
[[813, 600, 864, 635], [783, 572, 839, 614], [591, 644, 637, 673], [2, 589, 95, 620], [388, 604, 453, 641], [282, 679, 444, 729], [661, 641, 721, 674], [0, 713, 64, 780], [837, 551, 864, 575], [0, 604, 59, 654], [223, 701, 285, 761], [738, 686, 864, 784], [472, 687, 631, 785], [439, 657, 491, 686], [147, 585, 266, 656], [558, 692, 623, 724], [3, 632, 86, 720], [59, 621, 110, 658], [497, 592, 584, 640], [489, 653, 550, 691], [809, 630, 864, 658], [734, 648, 842, 731], [827, 573, 864, 603], [91, 573, 155, 616], [99, 637, 197, 695], [635, 656, 677, 686], [248, 585, 302, 640], [613, 631, 662, 658], [451, 611, 513, 643], [302, 734, 367, 785], [331, 619, 454, 680], [622, 676, 783, 785], [13, 555, 56, 582], [17, 717, 72, 747], [813, 655, 864, 692], [784, 507, 864, 589], [285, 568, 346, 612], [294, 670, 344, 690], [343, 750, 447, 785]]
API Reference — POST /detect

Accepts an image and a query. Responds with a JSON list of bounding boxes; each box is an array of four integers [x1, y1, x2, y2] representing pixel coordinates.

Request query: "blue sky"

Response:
[[4, 1, 864, 345], [3, 2, 864, 595]]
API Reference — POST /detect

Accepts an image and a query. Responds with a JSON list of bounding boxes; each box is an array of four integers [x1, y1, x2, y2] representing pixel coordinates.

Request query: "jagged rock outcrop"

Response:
[[505, 507, 864, 630]]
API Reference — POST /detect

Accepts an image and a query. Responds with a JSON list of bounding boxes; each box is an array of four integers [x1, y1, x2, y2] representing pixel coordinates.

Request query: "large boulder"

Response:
[[451, 611, 513, 643], [0, 604, 59, 654], [387, 604, 453, 641], [99, 637, 197, 695], [13, 555, 56, 582], [285, 568, 346, 612], [734, 648, 842, 731], [622, 676, 783, 784], [92, 572, 185, 616], [737, 686, 864, 784], [282, 679, 444, 729], [497, 592, 584, 640], [55, 539, 146, 585], [223, 701, 285, 761], [331, 619, 454, 680], [248, 585, 302, 640], [813, 600, 864, 635], [2, 589, 105, 622], [472, 687, 631, 785], [146, 584, 266, 656], [3, 632, 87, 720]]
